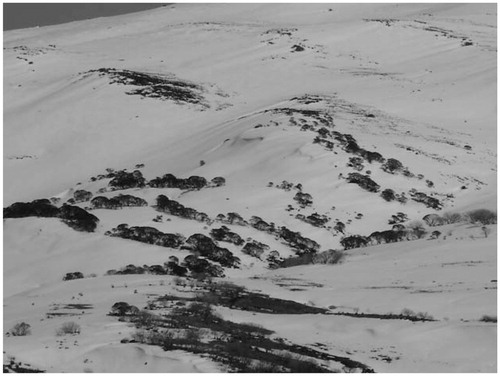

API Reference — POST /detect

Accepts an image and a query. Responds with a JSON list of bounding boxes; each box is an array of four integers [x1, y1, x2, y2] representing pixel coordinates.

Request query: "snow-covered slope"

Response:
[[3, 3, 496, 373]]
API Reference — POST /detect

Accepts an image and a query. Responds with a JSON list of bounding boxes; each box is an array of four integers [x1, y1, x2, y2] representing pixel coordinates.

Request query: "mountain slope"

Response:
[[3, 3, 496, 373]]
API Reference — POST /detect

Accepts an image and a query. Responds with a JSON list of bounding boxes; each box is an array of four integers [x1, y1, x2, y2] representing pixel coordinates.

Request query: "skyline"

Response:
[[4, 3, 165, 31]]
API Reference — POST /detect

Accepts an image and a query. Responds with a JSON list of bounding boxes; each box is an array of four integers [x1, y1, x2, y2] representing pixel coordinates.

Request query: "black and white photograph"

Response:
[[3, 2, 497, 373]]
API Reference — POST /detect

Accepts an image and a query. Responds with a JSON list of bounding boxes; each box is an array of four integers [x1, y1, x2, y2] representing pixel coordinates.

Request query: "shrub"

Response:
[[91, 196, 120, 209], [63, 272, 84, 281], [280, 249, 345, 267], [110, 302, 140, 316], [4, 199, 60, 218], [388, 212, 408, 224], [381, 158, 403, 174], [107, 224, 185, 249], [333, 221, 345, 234], [241, 241, 269, 259], [10, 322, 31, 336], [293, 192, 313, 208], [340, 235, 368, 250], [59, 204, 99, 232], [182, 255, 225, 277], [479, 315, 497, 323], [149, 173, 208, 190], [186, 233, 240, 268], [210, 226, 244, 246], [346, 173, 380, 192], [210, 177, 226, 187], [156, 195, 208, 222], [429, 230, 441, 239], [113, 194, 148, 207], [400, 309, 434, 321], [347, 157, 364, 171], [381, 189, 396, 202], [298, 212, 329, 227], [56, 322, 81, 336], [109, 170, 146, 190], [73, 190, 93, 203], [410, 192, 442, 210], [467, 209, 496, 225], [225, 212, 247, 226], [278, 227, 320, 255]]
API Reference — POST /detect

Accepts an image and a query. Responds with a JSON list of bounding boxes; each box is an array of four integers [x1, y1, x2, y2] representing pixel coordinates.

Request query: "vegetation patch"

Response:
[[111, 281, 373, 372], [106, 224, 185, 248], [108, 170, 146, 190], [331, 309, 435, 322], [210, 226, 244, 245], [89, 68, 208, 107], [155, 195, 209, 222], [4, 200, 99, 232], [346, 173, 380, 192], [185, 233, 240, 268]]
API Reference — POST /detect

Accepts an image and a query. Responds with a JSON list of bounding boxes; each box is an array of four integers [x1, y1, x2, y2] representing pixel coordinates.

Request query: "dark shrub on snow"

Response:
[[4, 200, 98, 232], [73, 190, 93, 203], [182, 255, 225, 277], [148, 173, 208, 190], [109, 302, 140, 316], [210, 176, 226, 187], [91, 194, 147, 209], [225, 212, 248, 226], [108, 224, 185, 248], [360, 150, 384, 163], [4, 199, 60, 218], [381, 188, 396, 202], [346, 173, 380, 192], [241, 241, 270, 259], [185, 234, 240, 268], [109, 170, 146, 190], [63, 272, 84, 281], [297, 212, 329, 228], [210, 226, 244, 245], [381, 158, 404, 174], [340, 235, 368, 250], [410, 192, 442, 210], [249, 216, 275, 233], [333, 221, 346, 234], [91, 196, 121, 209], [293, 192, 313, 208], [279, 227, 320, 255], [59, 204, 99, 232], [156, 195, 209, 222], [164, 262, 188, 277], [114, 194, 148, 207]]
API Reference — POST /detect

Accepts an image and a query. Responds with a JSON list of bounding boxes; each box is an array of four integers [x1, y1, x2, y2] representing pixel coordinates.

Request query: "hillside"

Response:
[[3, 3, 497, 373]]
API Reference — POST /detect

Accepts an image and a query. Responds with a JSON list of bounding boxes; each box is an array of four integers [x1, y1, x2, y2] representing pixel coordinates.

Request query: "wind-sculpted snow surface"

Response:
[[3, 3, 496, 373]]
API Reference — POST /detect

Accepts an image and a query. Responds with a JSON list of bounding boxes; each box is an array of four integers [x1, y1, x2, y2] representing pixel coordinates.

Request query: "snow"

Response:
[[3, 3, 496, 373]]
